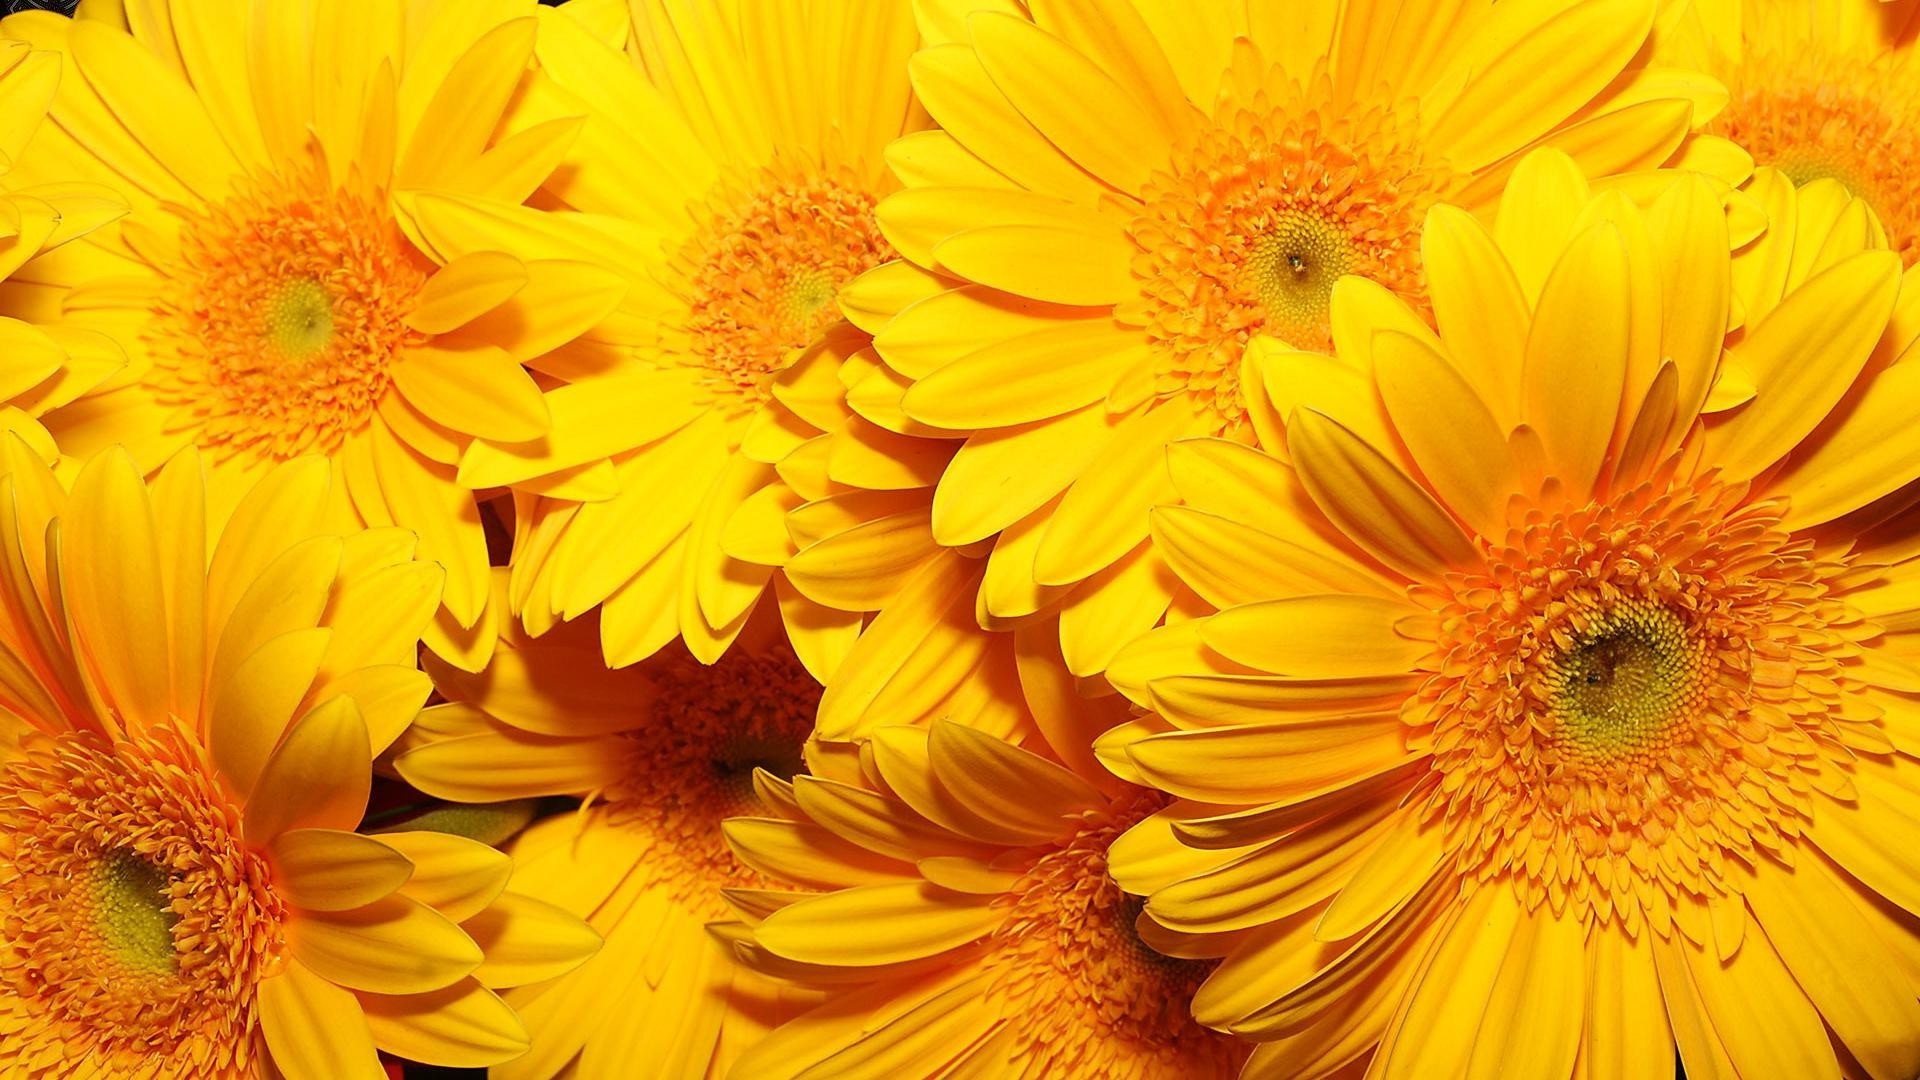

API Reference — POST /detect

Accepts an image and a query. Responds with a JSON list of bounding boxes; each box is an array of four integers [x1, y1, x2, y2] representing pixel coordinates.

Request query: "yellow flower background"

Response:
[[0, 0, 1917, 1077]]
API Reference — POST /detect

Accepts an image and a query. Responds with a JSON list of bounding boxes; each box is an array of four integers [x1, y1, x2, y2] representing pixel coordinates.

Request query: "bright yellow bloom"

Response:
[[0, 448, 597, 1080], [844, 0, 1740, 676], [1701, 0, 1920, 261], [0, 2, 618, 670], [723, 722, 1248, 1079], [1100, 154, 1920, 1078], [0, 37, 126, 455], [392, 595, 828, 1079], [409, 0, 923, 667]]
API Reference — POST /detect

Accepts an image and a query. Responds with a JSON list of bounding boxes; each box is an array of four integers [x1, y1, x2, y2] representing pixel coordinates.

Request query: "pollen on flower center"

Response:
[[981, 793, 1241, 1078], [1547, 599, 1710, 768], [0, 726, 283, 1080], [1120, 73, 1447, 435], [680, 167, 893, 412], [605, 643, 820, 915], [92, 851, 182, 976], [151, 163, 429, 461], [263, 277, 337, 360], [1409, 476, 1862, 929]]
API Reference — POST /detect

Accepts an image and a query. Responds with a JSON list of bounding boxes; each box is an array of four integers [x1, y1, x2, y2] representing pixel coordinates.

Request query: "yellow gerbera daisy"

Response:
[[0, 36, 127, 454], [723, 720, 1248, 1078], [0, 1, 622, 670], [1702, 0, 1920, 262], [1099, 154, 1920, 1078], [849, 0, 1743, 663], [0, 448, 598, 1080], [390, 596, 829, 1078], [406, 0, 923, 667]]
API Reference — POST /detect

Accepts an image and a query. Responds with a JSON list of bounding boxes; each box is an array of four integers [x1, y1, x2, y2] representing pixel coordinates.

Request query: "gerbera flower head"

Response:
[[0, 447, 597, 1080], [1100, 151, 1920, 1078], [392, 594, 828, 1078], [0, 1, 623, 668], [721, 720, 1247, 1078], [1704, 0, 1920, 262], [851, 0, 1740, 642], [407, 0, 922, 666]]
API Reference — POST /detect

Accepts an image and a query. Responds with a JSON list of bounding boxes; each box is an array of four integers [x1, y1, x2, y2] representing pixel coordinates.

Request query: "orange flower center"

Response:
[[1121, 71, 1448, 435], [0, 727, 283, 1080], [981, 793, 1243, 1079], [604, 644, 820, 916], [152, 165, 429, 460], [1712, 55, 1920, 262], [679, 167, 892, 413], [1412, 476, 1859, 932]]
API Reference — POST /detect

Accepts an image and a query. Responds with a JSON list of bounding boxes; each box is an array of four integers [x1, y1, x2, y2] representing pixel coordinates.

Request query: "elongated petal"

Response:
[[753, 882, 1001, 966], [289, 893, 483, 995], [269, 828, 413, 913], [257, 959, 385, 1080]]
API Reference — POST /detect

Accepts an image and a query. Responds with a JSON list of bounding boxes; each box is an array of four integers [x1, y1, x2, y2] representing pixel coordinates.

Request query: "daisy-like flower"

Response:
[[1704, 0, 1920, 262], [0, 1, 624, 670], [1099, 152, 1920, 1078], [843, 0, 1744, 668], [0, 448, 598, 1080], [407, 0, 922, 666], [722, 720, 1247, 1078], [391, 598, 829, 1079]]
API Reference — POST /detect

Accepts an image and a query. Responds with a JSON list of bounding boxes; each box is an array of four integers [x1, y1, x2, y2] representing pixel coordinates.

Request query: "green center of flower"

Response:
[[1548, 600, 1705, 767], [1246, 210, 1352, 338], [265, 277, 336, 360], [92, 851, 180, 976]]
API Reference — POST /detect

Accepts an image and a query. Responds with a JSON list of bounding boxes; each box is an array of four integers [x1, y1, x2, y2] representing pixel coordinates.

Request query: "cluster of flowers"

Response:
[[1, 0, 1918, 1077]]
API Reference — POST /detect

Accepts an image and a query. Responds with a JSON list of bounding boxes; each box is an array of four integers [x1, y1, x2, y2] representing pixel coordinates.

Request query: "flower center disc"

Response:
[[1121, 69, 1447, 434], [1414, 477, 1861, 928], [1549, 600, 1707, 769], [152, 167, 428, 461], [605, 644, 820, 915], [680, 168, 892, 412]]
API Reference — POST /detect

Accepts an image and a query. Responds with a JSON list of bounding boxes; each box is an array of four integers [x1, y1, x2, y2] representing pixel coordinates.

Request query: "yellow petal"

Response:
[[906, 43, 1107, 204], [1198, 594, 1429, 678], [289, 892, 483, 995], [1034, 400, 1200, 586], [752, 881, 1001, 966], [1287, 410, 1475, 581], [1520, 219, 1631, 498], [927, 719, 1105, 842], [268, 828, 413, 912], [243, 696, 371, 843], [395, 723, 628, 802], [1371, 329, 1513, 537], [406, 251, 529, 335], [360, 979, 528, 1069], [1742, 859, 1920, 1080], [390, 343, 551, 444], [1707, 250, 1902, 481], [1126, 713, 1418, 804], [62, 448, 170, 732], [1426, 0, 1653, 173], [967, 11, 1173, 191], [257, 959, 385, 1080], [930, 221, 1135, 306], [208, 627, 332, 799], [375, 830, 512, 923], [463, 891, 603, 989]]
